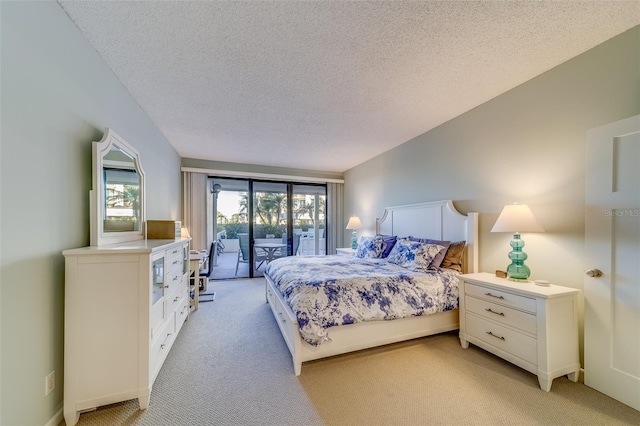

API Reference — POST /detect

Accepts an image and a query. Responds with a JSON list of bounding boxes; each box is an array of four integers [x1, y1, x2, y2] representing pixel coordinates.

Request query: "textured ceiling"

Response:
[[58, 1, 640, 173]]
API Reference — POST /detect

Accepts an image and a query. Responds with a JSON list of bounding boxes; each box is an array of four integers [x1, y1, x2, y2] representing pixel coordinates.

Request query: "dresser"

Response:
[[458, 273, 580, 391], [63, 238, 190, 426]]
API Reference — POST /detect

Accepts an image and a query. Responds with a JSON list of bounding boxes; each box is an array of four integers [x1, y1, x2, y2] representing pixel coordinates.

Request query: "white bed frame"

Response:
[[265, 200, 478, 375]]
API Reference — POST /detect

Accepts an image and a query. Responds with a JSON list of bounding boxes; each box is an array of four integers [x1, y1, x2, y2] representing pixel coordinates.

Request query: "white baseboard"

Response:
[[45, 407, 63, 426]]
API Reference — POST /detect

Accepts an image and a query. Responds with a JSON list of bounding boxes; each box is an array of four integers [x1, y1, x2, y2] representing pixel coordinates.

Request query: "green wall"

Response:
[[0, 2, 182, 424], [344, 25, 640, 364]]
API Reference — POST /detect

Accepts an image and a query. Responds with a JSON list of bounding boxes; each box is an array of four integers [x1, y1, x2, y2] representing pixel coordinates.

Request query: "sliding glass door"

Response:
[[292, 184, 326, 256], [208, 177, 326, 279], [252, 182, 288, 277], [210, 178, 250, 279]]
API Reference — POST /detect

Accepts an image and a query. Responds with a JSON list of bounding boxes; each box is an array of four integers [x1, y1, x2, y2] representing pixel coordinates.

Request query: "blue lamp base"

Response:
[[506, 233, 530, 282], [351, 231, 358, 249]]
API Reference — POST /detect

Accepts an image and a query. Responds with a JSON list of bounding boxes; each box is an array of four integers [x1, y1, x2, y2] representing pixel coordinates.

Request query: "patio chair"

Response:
[[253, 246, 268, 270], [235, 233, 249, 275], [281, 232, 301, 256], [293, 233, 301, 256], [236, 233, 269, 274]]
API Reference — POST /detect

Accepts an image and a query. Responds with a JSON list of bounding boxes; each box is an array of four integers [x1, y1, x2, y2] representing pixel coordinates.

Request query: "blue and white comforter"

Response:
[[264, 255, 460, 346]]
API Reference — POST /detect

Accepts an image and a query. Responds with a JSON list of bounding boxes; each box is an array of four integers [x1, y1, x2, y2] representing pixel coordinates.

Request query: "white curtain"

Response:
[[326, 182, 344, 254], [183, 172, 207, 251]]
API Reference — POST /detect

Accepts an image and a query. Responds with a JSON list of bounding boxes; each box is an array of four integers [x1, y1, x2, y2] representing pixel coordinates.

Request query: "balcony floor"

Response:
[[210, 250, 253, 280]]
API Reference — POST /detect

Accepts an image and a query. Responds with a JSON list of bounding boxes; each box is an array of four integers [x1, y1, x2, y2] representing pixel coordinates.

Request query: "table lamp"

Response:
[[180, 226, 190, 239], [491, 204, 544, 282], [346, 216, 362, 249]]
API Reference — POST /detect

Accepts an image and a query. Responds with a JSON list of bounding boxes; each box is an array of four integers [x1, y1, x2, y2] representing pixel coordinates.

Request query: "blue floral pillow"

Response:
[[356, 235, 385, 258], [378, 234, 397, 258], [408, 237, 451, 268], [386, 238, 445, 272]]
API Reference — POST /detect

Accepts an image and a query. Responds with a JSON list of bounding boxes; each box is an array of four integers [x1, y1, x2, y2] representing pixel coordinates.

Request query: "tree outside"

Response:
[[217, 191, 325, 239]]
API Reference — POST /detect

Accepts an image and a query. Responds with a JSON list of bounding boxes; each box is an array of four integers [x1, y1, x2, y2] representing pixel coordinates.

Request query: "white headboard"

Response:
[[376, 200, 478, 273]]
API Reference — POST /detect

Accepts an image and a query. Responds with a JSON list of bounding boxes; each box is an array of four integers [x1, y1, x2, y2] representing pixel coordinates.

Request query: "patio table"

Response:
[[254, 242, 286, 262]]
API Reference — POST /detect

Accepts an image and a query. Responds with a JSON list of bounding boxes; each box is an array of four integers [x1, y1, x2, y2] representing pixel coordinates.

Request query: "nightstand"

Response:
[[458, 272, 580, 391], [335, 247, 355, 256]]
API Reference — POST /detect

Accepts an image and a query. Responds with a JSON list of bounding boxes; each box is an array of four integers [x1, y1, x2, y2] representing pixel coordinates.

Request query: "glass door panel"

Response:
[[151, 254, 165, 306], [210, 178, 250, 279], [293, 184, 326, 255], [252, 182, 288, 277]]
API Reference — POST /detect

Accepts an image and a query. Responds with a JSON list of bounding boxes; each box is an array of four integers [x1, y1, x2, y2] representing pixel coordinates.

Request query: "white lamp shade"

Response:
[[180, 227, 191, 238], [346, 216, 362, 230], [491, 204, 544, 233]]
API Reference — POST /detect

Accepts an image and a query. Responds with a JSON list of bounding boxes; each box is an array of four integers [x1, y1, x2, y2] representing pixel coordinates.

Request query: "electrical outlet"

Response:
[[45, 371, 55, 396]]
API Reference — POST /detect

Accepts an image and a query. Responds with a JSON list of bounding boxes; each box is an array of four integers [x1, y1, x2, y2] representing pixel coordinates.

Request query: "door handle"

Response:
[[585, 269, 603, 278]]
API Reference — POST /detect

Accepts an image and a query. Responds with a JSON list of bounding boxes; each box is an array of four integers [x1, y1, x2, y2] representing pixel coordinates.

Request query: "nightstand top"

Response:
[[336, 247, 355, 255], [459, 272, 580, 299]]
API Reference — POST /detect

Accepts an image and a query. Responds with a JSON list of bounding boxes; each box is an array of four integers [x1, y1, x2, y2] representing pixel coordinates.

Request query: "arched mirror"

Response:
[[90, 128, 146, 246]]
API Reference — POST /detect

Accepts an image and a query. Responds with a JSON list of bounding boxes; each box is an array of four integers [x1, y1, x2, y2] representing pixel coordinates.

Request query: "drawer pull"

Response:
[[486, 331, 505, 341], [160, 333, 173, 350], [277, 312, 286, 323], [164, 284, 169, 288], [484, 292, 505, 300], [485, 308, 505, 316], [174, 296, 180, 302]]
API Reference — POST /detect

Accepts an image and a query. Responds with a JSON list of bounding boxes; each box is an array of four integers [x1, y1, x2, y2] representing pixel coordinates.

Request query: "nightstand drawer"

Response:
[[465, 295, 537, 335], [466, 312, 537, 365], [336, 248, 355, 256], [465, 283, 536, 313]]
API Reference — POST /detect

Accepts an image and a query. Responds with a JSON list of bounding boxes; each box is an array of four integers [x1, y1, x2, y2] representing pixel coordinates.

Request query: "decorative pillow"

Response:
[[356, 235, 385, 258], [378, 234, 397, 258], [440, 241, 466, 272], [386, 238, 444, 272], [408, 237, 451, 268]]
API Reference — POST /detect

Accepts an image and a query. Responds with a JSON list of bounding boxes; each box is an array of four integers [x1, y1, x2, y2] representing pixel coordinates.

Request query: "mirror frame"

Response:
[[90, 128, 146, 246]]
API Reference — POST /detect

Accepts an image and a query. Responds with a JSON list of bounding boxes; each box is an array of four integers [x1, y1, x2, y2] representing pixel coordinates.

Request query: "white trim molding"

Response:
[[180, 167, 344, 184], [45, 407, 63, 426]]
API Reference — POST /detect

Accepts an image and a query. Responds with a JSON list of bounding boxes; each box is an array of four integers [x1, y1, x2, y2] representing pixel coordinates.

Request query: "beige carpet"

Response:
[[64, 278, 640, 426]]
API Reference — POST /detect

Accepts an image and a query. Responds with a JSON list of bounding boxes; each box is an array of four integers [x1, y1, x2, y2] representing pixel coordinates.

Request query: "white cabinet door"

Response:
[[585, 114, 640, 411]]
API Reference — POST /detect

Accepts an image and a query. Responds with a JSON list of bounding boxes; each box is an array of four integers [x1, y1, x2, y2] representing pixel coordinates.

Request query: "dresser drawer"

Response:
[[164, 269, 183, 295], [174, 292, 189, 335], [465, 295, 537, 335], [165, 248, 183, 274], [466, 312, 537, 365], [150, 318, 175, 380], [167, 281, 188, 313], [465, 283, 536, 313]]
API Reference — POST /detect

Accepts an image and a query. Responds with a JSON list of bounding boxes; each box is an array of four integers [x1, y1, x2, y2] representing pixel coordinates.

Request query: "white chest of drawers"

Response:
[[62, 238, 190, 425], [458, 273, 580, 391]]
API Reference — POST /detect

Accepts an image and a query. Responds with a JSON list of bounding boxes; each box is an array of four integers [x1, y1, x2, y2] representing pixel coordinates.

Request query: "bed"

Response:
[[264, 200, 478, 375]]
